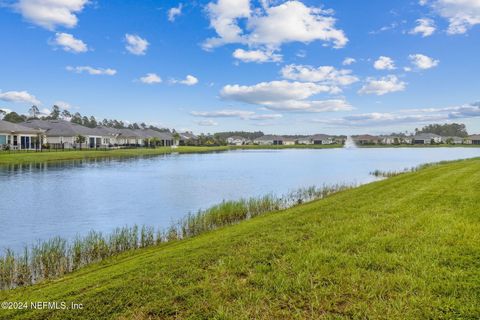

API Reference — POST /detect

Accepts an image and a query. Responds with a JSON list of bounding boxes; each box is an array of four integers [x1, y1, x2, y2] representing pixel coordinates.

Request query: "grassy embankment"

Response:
[[358, 144, 480, 148], [0, 144, 342, 165], [1, 158, 479, 319]]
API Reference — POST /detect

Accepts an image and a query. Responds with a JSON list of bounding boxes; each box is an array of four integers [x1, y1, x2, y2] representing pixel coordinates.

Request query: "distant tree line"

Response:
[[415, 123, 468, 137], [213, 131, 264, 141], [0, 105, 170, 132]]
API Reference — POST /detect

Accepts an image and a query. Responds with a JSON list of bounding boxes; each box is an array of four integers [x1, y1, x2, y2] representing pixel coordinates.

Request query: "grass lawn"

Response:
[[0, 144, 342, 165], [1, 158, 479, 319], [358, 144, 480, 148]]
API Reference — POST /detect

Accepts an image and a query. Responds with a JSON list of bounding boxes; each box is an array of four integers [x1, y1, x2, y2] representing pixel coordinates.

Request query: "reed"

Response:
[[0, 183, 352, 290]]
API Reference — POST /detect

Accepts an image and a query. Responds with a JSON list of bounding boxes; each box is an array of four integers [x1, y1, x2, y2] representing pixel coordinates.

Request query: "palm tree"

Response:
[[75, 135, 86, 150]]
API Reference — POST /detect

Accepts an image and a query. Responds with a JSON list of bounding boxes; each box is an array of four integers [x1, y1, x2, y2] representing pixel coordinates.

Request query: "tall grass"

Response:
[[0, 183, 352, 290]]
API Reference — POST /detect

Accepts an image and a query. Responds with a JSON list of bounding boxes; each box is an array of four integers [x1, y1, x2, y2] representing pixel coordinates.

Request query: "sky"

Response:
[[0, 0, 479, 135]]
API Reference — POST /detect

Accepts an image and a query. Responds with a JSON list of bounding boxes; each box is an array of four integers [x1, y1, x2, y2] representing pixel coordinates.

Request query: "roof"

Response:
[[227, 136, 247, 140], [311, 134, 332, 140], [468, 134, 480, 140], [353, 135, 381, 140], [254, 135, 284, 141], [414, 133, 441, 139], [22, 119, 99, 137], [179, 132, 197, 140], [0, 120, 43, 134]]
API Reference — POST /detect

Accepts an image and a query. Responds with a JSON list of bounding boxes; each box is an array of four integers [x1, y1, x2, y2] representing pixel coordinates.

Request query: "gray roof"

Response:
[[311, 134, 332, 140], [414, 133, 441, 139], [254, 135, 284, 141], [179, 132, 197, 140], [0, 120, 43, 134], [22, 119, 99, 137], [468, 134, 480, 140]]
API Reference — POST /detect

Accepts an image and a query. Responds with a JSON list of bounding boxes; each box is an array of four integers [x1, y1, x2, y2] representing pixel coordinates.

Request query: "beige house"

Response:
[[0, 120, 44, 150]]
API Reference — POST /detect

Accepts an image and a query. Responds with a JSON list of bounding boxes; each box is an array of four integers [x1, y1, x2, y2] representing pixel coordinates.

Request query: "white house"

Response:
[[442, 136, 464, 144], [226, 136, 249, 146], [297, 137, 313, 145], [253, 135, 284, 145], [0, 120, 44, 150], [465, 135, 480, 145], [311, 134, 334, 145], [413, 133, 442, 144]]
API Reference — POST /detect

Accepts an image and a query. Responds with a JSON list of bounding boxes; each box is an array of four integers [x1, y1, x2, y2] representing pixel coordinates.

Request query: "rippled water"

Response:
[[1, 147, 479, 251]]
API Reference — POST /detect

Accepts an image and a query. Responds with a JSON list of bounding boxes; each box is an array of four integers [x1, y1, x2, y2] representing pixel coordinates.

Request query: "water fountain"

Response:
[[344, 136, 357, 149]]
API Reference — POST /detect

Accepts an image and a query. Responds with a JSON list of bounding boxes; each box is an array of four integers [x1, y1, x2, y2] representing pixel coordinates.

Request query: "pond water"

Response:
[[1, 147, 479, 251]]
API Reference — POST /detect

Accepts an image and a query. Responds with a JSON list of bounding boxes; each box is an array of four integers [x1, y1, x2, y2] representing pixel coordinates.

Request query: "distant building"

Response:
[[0, 120, 43, 150], [465, 135, 480, 145], [178, 132, 198, 146], [226, 136, 249, 146], [297, 136, 313, 145], [311, 134, 334, 145], [353, 135, 381, 145], [253, 135, 284, 145], [442, 136, 464, 144], [413, 133, 442, 144]]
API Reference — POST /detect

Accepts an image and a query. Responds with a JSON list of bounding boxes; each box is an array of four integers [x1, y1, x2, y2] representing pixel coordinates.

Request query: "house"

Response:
[[178, 132, 198, 146], [353, 135, 381, 145], [22, 119, 107, 149], [0, 120, 44, 150], [115, 129, 145, 147], [253, 135, 284, 145], [442, 136, 464, 144], [226, 136, 249, 146], [138, 129, 174, 147], [413, 133, 442, 144], [297, 136, 313, 145], [465, 135, 480, 145], [282, 137, 296, 145], [311, 134, 334, 145]]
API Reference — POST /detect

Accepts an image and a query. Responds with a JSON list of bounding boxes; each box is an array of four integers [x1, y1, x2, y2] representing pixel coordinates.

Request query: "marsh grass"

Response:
[[0, 184, 351, 290]]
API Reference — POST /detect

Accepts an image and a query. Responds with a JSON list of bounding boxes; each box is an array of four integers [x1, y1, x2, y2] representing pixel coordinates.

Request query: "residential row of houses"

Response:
[[227, 134, 342, 146], [353, 133, 480, 145], [227, 133, 480, 146], [0, 119, 197, 150]]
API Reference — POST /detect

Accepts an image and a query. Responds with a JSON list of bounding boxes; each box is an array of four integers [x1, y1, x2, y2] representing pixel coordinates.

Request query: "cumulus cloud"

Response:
[[139, 73, 162, 84], [171, 75, 199, 86], [203, 0, 347, 50], [373, 56, 396, 70], [280, 64, 359, 87], [315, 101, 480, 127], [410, 18, 436, 37], [220, 80, 352, 113], [233, 48, 282, 63], [342, 57, 356, 66], [66, 66, 117, 76], [51, 32, 88, 53], [168, 4, 183, 22], [125, 34, 149, 55], [409, 54, 439, 69], [421, 0, 480, 34], [14, 0, 88, 30], [358, 75, 406, 95], [0, 90, 40, 105]]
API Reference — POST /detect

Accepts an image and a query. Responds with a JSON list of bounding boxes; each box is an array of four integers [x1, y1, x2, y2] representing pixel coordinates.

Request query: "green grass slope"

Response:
[[1, 159, 479, 319]]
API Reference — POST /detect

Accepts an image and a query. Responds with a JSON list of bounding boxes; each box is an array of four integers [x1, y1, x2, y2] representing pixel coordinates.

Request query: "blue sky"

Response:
[[0, 0, 479, 134]]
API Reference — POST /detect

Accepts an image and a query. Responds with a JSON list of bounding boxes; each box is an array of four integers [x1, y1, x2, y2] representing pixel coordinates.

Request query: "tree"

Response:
[[172, 132, 180, 146], [3, 112, 26, 123], [28, 105, 40, 119], [61, 109, 72, 120], [416, 123, 468, 137], [0, 109, 6, 120], [71, 112, 83, 125], [75, 135, 86, 150], [48, 105, 61, 120], [88, 116, 97, 128]]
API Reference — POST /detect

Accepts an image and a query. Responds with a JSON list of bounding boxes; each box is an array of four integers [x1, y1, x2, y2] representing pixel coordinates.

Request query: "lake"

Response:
[[1, 147, 479, 251]]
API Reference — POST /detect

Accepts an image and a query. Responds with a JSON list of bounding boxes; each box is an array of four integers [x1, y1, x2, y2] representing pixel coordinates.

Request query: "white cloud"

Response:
[[125, 34, 149, 55], [233, 48, 282, 63], [14, 0, 88, 30], [66, 66, 117, 76], [0, 90, 40, 105], [316, 101, 480, 126], [203, 0, 347, 50], [342, 57, 356, 65], [196, 119, 218, 126], [422, 0, 480, 34], [410, 18, 436, 37], [171, 75, 199, 86], [373, 56, 396, 70], [280, 64, 359, 87], [54, 101, 72, 109], [409, 54, 439, 69], [51, 32, 88, 53], [359, 75, 406, 95], [190, 109, 283, 120], [220, 80, 352, 113], [139, 73, 162, 84], [168, 4, 183, 22]]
